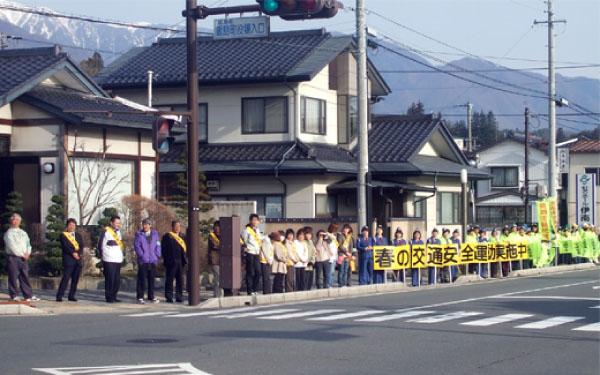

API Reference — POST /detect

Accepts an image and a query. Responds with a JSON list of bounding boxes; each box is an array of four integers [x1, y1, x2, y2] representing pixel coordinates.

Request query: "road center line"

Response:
[[492, 296, 600, 301]]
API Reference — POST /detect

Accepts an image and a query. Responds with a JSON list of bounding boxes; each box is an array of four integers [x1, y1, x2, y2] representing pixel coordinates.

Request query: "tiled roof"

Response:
[[0, 47, 66, 105], [365, 114, 440, 162], [99, 29, 351, 88], [569, 139, 600, 153], [22, 86, 154, 129]]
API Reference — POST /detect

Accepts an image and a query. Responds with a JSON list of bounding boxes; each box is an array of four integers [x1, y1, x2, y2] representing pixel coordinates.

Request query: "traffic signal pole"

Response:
[[356, 0, 368, 231]]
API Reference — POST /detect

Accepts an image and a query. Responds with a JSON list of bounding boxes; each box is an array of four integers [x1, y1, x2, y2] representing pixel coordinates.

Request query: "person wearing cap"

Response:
[[426, 228, 441, 285], [392, 228, 407, 282], [450, 229, 462, 281], [410, 230, 425, 286], [439, 228, 454, 283], [373, 225, 388, 284], [134, 218, 161, 304], [356, 225, 374, 285]]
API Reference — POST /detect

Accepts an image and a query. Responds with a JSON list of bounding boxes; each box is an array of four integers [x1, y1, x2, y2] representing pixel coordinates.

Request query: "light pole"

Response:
[[461, 168, 468, 242]]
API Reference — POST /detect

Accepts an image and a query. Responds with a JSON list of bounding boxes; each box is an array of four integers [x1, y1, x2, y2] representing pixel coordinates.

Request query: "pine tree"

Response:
[[406, 101, 425, 115], [41, 195, 66, 276]]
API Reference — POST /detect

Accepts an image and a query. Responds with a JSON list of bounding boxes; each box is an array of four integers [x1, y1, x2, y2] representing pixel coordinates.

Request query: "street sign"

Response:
[[213, 16, 269, 39], [557, 148, 569, 173], [576, 173, 596, 225]]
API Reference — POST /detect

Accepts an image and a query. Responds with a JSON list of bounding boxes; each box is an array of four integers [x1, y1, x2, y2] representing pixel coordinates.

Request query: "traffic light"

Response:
[[152, 115, 180, 154], [256, 0, 342, 20]]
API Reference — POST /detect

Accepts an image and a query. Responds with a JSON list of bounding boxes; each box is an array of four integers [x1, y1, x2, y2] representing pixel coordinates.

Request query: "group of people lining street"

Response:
[[3, 211, 599, 303]]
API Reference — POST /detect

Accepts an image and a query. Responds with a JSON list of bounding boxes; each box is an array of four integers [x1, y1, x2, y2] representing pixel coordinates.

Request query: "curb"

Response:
[[509, 262, 598, 277], [0, 303, 48, 316]]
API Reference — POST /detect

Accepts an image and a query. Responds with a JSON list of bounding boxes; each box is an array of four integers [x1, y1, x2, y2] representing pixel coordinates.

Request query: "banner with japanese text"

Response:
[[536, 199, 552, 241]]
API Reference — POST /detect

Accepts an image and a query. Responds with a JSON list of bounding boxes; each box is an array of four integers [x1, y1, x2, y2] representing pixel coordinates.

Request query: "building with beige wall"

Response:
[[0, 47, 156, 227]]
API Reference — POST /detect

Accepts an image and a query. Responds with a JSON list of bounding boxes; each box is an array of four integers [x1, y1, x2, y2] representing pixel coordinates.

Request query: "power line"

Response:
[[379, 64, 600, 73]]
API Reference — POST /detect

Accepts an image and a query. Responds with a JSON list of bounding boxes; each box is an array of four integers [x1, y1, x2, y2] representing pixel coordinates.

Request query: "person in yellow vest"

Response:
[[241, 214, 263, 295], [97, 215, 124, 303], [161, 220, 187, 303], [465, 227, 478, 275], [270, 232, 288, 293], [56, 218, 84, 302], [208, 221, 221, 298]]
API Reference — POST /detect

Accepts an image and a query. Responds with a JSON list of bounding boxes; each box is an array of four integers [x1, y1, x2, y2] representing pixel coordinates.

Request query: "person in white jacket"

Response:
[[3, 213, 39, 302], [97, 215, 124, 303], [241, 214, 263, 295], [294, 229, 309, 291]]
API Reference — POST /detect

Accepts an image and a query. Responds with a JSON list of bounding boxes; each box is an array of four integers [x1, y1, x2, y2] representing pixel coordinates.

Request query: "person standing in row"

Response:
[[392, 228, 407, 282], [242, 214, 263, 296], [284, 229, 298, 292], [294, 229, 308, 291], [162, 220, 187, 303], [450, 229, 461, 281], [357, 226, 374, 285], [337, 224, 353, 287], [326, 224, 339, 288], [56, 218, 84, 302], [98, 215, 124, 303], [410, 230, 424, 287], [426, 228, 441, 285], [314, 229, 331, 289], [208, 221, 221, 298], [304, 227, 316, 290], [4, 213, 39, 302], [134, 218, 161, 304], [259, 230, 273, 295], [373, 225, 388, 284], [271, 232, 288, 293]]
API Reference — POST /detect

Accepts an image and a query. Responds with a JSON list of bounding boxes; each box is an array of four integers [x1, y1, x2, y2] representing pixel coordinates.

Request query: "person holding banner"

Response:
[[392, 228, 407, 282], [478, 229, 489, 278], [373, 225, 388, 284], [451, 229, 462, 280], [357, 226, 374, 285], [440, 229, 455, 283], [410, 230, 425, 286], [98, 215, 124, 303], [426, 229, 441, 285]]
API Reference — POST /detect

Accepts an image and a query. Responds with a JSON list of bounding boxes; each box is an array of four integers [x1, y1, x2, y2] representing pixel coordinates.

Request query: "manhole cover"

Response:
[[126, 338, 178, 344]]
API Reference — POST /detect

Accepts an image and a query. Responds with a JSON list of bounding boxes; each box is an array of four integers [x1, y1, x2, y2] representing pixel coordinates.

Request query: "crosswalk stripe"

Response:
[[461, 314, 533, 327], [408, 311, 483, 324], [590, 305, 600, 309], [165, 306, 263, 318], [121, 311, 174, 317], [306, 310, 385, 321], [515, 316, 585, 329], [258, 309, 345, 320], [214, 308, 299, 319], [572, 322, 600, 332], [356, 310, 437, 323]]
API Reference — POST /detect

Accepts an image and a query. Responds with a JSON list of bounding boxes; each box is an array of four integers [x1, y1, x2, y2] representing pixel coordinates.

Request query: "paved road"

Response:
[[1, 269, 598, 375]]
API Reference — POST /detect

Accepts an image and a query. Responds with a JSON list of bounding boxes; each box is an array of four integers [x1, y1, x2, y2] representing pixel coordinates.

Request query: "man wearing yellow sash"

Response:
[[208, 221, 221, 298], [161, 220, 187, 303], [97, 215, 124, 303], [56, 218, 84, 302], [241, 214, 263, 295]]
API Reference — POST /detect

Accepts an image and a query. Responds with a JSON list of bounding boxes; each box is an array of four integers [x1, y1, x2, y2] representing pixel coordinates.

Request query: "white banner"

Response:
[[557, 148, 569, 173], [576, 173, 596, 226]]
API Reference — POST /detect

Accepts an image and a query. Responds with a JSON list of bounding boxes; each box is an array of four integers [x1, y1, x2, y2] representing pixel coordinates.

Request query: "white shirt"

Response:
[[3, 228, 31, 257], [327, 233, 338, 263], [100, 227, 123, 263], [242, 226, 262, 255], [294, 240, 308, 268]]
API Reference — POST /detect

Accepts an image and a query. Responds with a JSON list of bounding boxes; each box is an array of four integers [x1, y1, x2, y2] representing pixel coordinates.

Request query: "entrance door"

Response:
[[0, 157, 40, 225]]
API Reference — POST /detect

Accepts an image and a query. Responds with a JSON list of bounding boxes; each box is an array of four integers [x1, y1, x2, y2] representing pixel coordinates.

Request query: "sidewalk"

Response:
[[0, 262, 597, 316]]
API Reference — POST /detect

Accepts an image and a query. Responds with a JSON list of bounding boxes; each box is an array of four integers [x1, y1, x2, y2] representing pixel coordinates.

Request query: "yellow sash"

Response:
[[62, 232, 80, 252], [209, 231, 220, 247], [169, 232, 187, 252], [331, 235, 339, 249], [246, 226, 262, 246], [105, 226, 124, 250]]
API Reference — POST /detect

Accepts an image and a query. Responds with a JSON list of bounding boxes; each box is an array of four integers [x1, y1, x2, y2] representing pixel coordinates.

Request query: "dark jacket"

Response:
[[161, 232, 187, 267], [134, 230, 161, 264], [60, 232, 84, 266]]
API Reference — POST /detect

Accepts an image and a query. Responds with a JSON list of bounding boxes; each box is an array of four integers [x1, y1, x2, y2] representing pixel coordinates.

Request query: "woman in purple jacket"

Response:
[[134, 218, 161, 304]]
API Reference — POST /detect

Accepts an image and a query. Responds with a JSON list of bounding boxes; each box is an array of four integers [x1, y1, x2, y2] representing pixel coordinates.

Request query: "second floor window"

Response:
[[338, 95, 358, 144], [437, 192, 461, 225], [490, 166, 519, 188], [301, 97, 326, 135], [242, 97, 288, 134], [170, 104, 208, 142]]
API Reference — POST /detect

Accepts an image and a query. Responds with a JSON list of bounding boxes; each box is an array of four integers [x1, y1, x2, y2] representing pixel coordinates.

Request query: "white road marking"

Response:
[[493, 296, 600, 301], [32, 363, 210, 374], [306, 310, 385, 321], [258, 309, 345, 320], [572, 323, 600, 332], [408, 311, 483, 324], [121, 311, 175, 317], [356, 310, 437, 322], [592, 285, 600, 290], [214, 308, 299, 319], [590, 305, 600, 309], [165, 306, 264, 318], [461, 314, 533, 327], [515, 316, 585, 329]]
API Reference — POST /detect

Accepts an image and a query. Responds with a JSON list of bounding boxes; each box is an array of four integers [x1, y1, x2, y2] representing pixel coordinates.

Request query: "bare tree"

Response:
[[63, 131, 130, 225]]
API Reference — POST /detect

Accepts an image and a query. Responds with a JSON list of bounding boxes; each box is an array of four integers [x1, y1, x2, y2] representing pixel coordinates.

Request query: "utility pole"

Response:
[[185, 0, 201, 306], [535, 0, 565, 199], [524, 107, 530, 224], [356, 0, 369, 230], [466, 102, 473, 153], [147, 70, 154, 108]]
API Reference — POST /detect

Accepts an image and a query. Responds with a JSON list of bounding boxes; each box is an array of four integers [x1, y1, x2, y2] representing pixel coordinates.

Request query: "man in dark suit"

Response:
[[56, 218, 84, 302], [161, 220, 187, 303]]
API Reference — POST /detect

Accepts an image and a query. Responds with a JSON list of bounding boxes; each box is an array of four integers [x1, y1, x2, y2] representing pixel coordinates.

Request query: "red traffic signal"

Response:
[[152, 115, 179, 154], [256, 0, 342, 20]]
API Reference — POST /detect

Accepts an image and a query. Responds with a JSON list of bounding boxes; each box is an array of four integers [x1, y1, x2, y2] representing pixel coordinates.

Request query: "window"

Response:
[[211, 195, 283, 219], [315, 194, 337, 217], [171, 103, 208, 142], [337, 95, 358, 144], [490, 167, 519, 188], [585, 168, 600, 186], [348, 96, 358, 140], [436, 192, 461, 225], [242, 97, 288, 134], [0, 136, 9, 156], [301, 97, 326, 135], [477, 206, 525, 225], [413, 200, 423, 218]]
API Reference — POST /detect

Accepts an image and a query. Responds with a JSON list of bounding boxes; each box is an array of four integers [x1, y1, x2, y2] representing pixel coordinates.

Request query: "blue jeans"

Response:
[[373, 270, 385, 284], [427, 267, 436, 285], [328, 261, 336, 288], [338, 259, 349, 287], [358, 250, 373, 285], [411, 268, 420, 286]]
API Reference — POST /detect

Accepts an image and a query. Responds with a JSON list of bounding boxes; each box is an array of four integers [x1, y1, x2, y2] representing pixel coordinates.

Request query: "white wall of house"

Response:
[[40, 156, 61, 222], [408, 176, 462, 235], [476, 140, 547, 197], [567, 152, 600, 225], [0, 104, 12, 135]]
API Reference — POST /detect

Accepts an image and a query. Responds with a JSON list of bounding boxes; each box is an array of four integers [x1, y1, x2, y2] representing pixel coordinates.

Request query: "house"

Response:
[[98, 29, 486, 234], [0, 46, 157, 227], [474, 138, 549, 227], [561, 139, 600, 226]]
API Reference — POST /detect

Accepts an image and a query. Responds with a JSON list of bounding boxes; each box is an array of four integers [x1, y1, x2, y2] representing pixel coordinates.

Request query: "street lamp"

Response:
[[461, 168, 468, 243]]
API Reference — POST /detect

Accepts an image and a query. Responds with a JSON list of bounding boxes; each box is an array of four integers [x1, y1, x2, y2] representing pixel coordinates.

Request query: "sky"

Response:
[[15, 0, 600, 79]]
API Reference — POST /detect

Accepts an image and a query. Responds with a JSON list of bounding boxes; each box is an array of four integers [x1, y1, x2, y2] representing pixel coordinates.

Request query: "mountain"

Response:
[[1, 1, 597, 133]]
